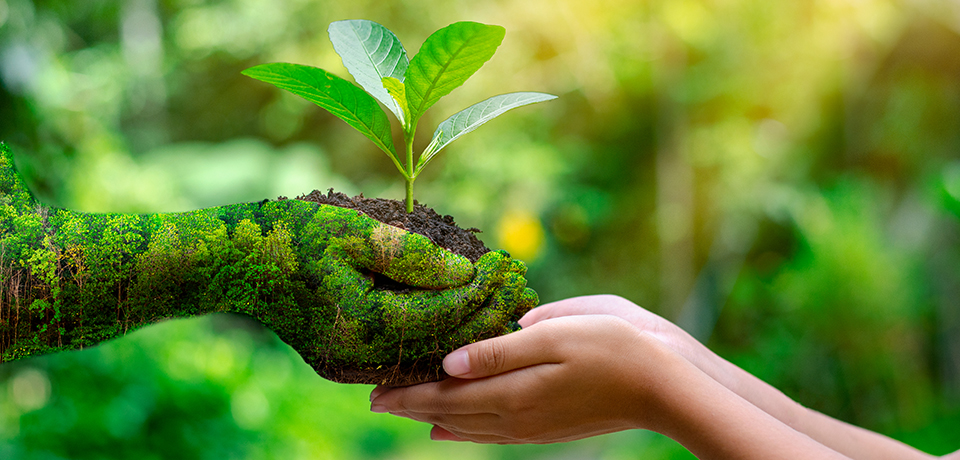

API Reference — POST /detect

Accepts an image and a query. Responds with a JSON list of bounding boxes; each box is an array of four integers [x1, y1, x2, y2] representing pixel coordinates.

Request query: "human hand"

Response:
[[366, 309, 856, 459], [368, 315, 683, 443], [0, 143, 537, 386], [365, 293, 932, 458], [514, 297, 930, 460], [521, 295, 721, 385]]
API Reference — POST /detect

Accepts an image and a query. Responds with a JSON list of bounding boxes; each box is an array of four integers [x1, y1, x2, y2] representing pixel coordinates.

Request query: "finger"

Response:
[[443, 321, 562, 379], [430, 425, 466, 442], [369, 323, 568, 414], [384, 408, 503, 433], [399, 411, 568, 445], [371, 361, 540, 415], [519, 297, 594, 326], [519, 295, 633, 327], [384, 229, 474, 288], [454, 268, 537, 339], [369, 385, 389, 402], [345, 222, 474, 289], [432, 415, 625, 445], [371, 378, 487, 415], [438, 252, 536, 345], [431, 424, 509, 444], [430, 427, 523, 445]]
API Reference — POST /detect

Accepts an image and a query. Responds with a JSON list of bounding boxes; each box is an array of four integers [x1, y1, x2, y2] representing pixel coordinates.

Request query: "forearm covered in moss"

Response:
[[0, 144, 535, 385], [0, 198, 333, 359], [0, 191, 528, 379]]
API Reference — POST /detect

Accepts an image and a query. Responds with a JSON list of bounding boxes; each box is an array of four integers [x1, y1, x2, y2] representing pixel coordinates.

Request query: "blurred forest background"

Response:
[[1, 0, 959, 458]]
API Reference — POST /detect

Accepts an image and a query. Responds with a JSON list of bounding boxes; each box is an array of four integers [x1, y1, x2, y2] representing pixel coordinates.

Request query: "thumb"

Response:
[[442, 323, 560, 379], [343, 221, 474, 289]]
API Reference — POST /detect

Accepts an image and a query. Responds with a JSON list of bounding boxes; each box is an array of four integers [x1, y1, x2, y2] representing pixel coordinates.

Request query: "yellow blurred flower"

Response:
[[496, 209, 545, 261]]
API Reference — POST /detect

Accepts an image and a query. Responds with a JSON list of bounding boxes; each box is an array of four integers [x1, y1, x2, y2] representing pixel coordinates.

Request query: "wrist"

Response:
[[623, 332, 704, 434], [645, 323, 738, 393], [653, 323, 762, 411], [638, 346, 849, 459]]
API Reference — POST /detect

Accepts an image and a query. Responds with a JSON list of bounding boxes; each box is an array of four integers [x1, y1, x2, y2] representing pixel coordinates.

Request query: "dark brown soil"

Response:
[[293, 189, 490, 263]]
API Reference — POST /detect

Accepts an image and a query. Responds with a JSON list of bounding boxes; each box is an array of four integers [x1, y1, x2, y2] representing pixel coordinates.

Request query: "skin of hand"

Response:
[[518, 296, 941, 460], [368, 314, 851, 459], [372, 315, 672, 443], [372, 295, 950, 458], [0, 143, 536, 385]]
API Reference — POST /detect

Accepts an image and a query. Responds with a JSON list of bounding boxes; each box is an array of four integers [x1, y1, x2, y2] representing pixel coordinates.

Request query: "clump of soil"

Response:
[[294, 189, 490, 263]]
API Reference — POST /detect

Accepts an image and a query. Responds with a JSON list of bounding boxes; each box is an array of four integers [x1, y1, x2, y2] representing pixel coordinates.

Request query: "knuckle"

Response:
[[387, 394, 408, 413], [474, 339, 508, 374], [432, 395, 457, 415]]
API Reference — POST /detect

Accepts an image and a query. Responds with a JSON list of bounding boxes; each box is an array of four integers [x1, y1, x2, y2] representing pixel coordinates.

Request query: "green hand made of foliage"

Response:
[[242, 20, 557, 213], [0, 144, 537, 385]]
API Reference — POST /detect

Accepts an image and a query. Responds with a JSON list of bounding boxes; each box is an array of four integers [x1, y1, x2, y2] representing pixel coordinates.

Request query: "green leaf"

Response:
[[381, 77, 411, 130], [405, 22, 505, 125], [242, 63, 401, 171], [328, 20, 409, 122], [417, 92, 557, 174]]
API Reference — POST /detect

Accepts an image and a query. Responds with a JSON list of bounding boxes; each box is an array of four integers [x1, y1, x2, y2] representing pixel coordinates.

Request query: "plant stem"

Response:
[[404, 130, 416, 213]]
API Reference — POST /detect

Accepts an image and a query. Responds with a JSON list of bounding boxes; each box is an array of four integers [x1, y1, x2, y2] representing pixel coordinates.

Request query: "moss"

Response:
[[0, 143, 537, 385]]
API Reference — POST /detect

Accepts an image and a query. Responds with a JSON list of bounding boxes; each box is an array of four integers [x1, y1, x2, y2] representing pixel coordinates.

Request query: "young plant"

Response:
[[242, 20, 557, 212]]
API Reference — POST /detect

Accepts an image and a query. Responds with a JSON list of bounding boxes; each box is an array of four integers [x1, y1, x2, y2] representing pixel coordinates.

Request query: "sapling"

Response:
[[242, 20, 557, 212]]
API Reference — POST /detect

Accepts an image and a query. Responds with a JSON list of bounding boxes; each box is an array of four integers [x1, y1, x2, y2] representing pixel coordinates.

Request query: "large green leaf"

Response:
[[417, 92, 557, 173], [328, 20, 409, 124], [405, 22, 505, 126], [242, 63, 400, 170]]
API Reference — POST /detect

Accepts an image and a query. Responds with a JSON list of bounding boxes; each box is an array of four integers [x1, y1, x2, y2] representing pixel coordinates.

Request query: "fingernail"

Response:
[[369, 386, 386, 402], [443, 349, 471, 377], [370, 403, 388, 414]]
